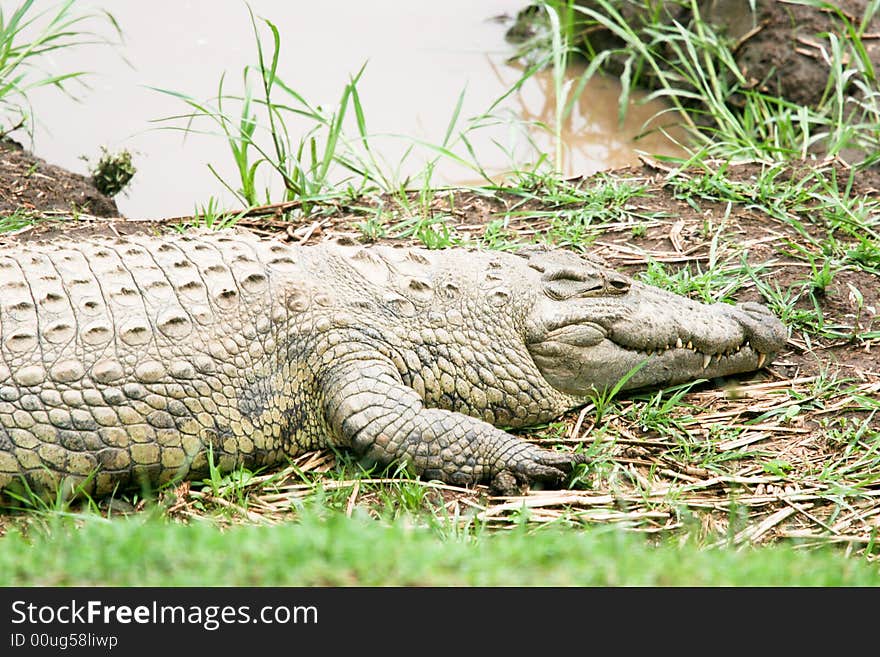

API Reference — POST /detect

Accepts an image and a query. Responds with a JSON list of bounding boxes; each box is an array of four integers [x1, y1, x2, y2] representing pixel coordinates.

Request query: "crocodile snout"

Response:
[[731, 301, 788, 357], [526, 278, 789, 396]]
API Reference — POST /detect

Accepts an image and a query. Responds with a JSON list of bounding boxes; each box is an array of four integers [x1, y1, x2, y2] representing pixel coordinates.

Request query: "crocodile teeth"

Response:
[[702, 353, 711, 369], [714, 353, 723, 363], [687, 341, 694, 350], [676, 338, 683, 349], [757, 352, 767, 368]]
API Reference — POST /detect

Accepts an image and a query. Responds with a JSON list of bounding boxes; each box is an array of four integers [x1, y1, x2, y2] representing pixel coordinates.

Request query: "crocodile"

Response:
[[0, 229, 787, 497]]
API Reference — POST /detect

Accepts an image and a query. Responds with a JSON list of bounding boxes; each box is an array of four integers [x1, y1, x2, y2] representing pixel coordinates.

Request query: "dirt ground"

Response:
[[707, 0, 880, 108], [0, 138, 118, 218]]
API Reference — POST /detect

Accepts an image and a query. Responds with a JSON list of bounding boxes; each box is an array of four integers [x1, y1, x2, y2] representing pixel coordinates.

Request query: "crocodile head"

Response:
[[522, 249, 788, 395]]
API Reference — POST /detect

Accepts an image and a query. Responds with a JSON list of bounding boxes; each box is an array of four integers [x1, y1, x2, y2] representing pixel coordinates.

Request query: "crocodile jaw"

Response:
[[532, 336, 778, 395], [526, 283, 788, 396]]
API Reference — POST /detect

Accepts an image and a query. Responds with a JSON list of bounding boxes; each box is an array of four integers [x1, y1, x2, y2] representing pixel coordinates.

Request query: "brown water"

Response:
[[17, 0, 685, 218]]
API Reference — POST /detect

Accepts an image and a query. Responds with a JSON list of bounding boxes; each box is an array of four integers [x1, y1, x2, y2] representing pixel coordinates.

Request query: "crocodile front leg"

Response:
[[321, 354, 585, 494]]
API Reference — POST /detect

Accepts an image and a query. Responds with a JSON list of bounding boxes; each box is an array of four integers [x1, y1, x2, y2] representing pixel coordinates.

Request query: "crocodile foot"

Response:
[[490, 446, 588, 495]]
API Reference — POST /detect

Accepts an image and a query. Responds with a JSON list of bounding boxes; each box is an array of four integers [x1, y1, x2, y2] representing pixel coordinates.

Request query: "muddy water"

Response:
[[18, 0, 685, 218]]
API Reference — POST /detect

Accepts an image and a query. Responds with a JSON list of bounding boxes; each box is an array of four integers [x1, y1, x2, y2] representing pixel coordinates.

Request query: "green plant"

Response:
[[0, 0, 119, 136], [0, 207, 38, 233], [0, 467, 101, 517], [414, 216, 455, 249], [762, 459, 794, 477], [637, 258, 751, 305], [590, 359, 649, 424], [807, 256, 836, 296], [194, 196, 244, 230], [153, 7, 380, 212], [155, 3, 626, 216], [5, 509, 880, 585], [481, 218, 524, 251], [506, 2, 615, 174], [356, 208, 388, 242], [630, 380, 703, 438], [86, 146, 136, 196]]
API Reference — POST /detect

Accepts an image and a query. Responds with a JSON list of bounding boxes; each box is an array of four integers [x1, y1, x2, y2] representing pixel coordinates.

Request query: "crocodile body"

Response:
[[0, 230, 787, 496]]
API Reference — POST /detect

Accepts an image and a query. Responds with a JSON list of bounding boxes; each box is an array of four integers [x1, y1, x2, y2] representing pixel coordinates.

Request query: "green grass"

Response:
[[0, 207, 39, 232], [151, 8, 381, 212], [151, 3, 639, 219], [2, 510, 878, 586], [0, 0, 119, 136], [151, 8, 481, 214]]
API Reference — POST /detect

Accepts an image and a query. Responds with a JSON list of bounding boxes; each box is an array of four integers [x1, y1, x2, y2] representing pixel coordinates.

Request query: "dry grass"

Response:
[[150, 365, 877, 558]]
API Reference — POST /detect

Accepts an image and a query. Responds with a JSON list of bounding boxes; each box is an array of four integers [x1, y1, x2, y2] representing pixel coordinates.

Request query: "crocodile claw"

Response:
[[490, 446, 587, 495]]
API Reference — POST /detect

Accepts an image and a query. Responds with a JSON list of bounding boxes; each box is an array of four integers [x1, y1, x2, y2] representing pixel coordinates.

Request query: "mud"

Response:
[[512, 0, 880, 109], [709, 0, 880, 108]]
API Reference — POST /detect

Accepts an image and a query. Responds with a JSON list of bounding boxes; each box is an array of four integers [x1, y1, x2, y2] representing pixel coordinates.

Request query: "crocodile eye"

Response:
[[542, 267, 630, 299], [544, 283, 567, 301], [543, 268, 604, 300]]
